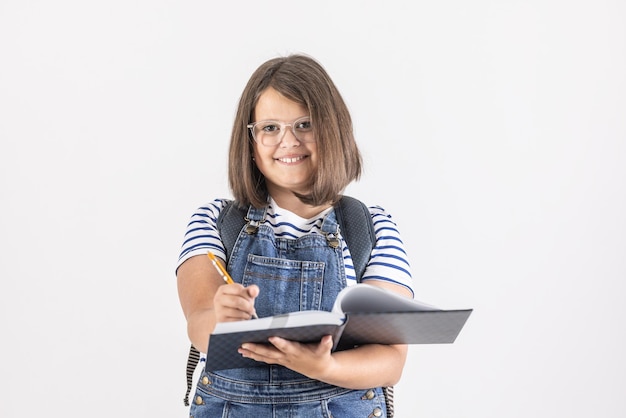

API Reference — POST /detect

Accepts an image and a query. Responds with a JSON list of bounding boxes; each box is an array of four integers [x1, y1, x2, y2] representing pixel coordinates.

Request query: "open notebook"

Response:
[[205, 284, 473, 371]]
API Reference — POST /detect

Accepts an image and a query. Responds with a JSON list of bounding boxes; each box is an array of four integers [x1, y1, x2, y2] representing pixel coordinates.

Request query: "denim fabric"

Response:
[[190, 368, 387, 417], [189, 205, 386, 417]]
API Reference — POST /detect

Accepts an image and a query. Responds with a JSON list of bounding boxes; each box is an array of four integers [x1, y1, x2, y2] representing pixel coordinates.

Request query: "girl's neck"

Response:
[[270, 193, 332, 219]]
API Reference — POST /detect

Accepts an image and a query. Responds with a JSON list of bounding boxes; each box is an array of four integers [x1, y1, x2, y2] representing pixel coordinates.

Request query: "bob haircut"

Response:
[[228, 54, 362, 208]]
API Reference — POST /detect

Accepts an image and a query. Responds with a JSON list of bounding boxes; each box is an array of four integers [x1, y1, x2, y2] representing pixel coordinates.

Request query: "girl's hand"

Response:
[[238, 335, 336, 381], [213, 283, 259, 322]]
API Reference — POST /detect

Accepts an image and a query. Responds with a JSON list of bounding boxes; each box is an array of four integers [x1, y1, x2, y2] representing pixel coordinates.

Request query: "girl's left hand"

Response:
[[238, 335, 335, 381]]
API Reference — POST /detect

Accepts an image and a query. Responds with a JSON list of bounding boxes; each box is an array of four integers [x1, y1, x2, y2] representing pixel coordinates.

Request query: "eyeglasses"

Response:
[[247, 116, 314, 146]]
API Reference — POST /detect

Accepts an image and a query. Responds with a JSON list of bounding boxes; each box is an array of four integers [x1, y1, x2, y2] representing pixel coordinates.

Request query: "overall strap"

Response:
[[218, 197, 376, 269]]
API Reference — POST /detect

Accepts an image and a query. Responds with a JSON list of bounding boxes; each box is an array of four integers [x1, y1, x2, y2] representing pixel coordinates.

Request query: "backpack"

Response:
[[182, 196, 395, 417]]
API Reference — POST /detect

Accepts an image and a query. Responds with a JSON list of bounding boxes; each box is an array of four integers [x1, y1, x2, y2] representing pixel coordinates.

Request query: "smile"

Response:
[[276, 156, 306, 163]]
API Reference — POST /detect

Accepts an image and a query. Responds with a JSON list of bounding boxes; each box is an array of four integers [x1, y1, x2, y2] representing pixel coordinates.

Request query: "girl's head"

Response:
[[228, 54, 362, 208]]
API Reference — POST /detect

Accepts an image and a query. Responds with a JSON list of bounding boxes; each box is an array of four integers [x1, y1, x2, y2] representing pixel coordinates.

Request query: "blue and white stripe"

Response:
[[177, 198, 414, 295]]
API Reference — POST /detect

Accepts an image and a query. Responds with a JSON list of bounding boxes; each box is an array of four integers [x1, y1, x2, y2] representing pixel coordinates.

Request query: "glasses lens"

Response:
[[292, 117, 313, 142], [250, 117, 314, 146], [252, 121, 280, 146]]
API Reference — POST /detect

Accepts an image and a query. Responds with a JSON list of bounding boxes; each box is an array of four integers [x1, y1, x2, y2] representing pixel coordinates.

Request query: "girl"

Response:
[[177, 54, 414, 417]]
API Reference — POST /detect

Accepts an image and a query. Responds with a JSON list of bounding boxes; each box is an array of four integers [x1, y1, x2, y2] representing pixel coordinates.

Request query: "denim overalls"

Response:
[[190, 205, 387, 418]]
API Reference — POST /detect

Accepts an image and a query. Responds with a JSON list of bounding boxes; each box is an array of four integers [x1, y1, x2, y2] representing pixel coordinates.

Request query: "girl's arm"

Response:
[[177, 254, 258, 353]]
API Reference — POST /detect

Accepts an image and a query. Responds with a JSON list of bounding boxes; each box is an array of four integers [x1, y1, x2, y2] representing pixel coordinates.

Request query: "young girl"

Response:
[[177, 54, 414, 417]]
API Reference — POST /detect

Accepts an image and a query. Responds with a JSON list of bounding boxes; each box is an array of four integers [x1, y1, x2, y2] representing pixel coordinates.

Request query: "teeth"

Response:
[[279, 156, 304, 163]]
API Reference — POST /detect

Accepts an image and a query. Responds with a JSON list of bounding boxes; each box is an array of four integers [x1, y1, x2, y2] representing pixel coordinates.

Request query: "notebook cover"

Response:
[[335, 309, 473, 350], [205, 323, 344, 371]]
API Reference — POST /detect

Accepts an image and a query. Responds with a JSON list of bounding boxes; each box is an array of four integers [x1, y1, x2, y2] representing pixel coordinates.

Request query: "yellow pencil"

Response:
[[207, 251, 258, 319], [207, 251, 235, 284]]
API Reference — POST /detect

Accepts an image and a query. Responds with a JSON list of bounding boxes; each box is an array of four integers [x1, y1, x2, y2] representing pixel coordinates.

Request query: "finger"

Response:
[[246, 284, 260, 298], [320, 335, 333, 349], [215, 293, 256, 320], [239, 343, 282, 363], [240, 285, 259, 318], [267, 336, 289, 352], [216, 284, 258, 320], [268, 335, 331, 351], [217, 282, 245, 296], [218, 306, 255, 321]]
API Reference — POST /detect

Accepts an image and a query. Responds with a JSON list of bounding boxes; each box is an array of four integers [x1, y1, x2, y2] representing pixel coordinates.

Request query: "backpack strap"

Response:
[[333, 196, 376, 281], [216, 200, 247, 262], [182, 345, 201, 406]]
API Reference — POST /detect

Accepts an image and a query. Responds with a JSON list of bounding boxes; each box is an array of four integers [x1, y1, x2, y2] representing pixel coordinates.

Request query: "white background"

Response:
[[1, 1, 625, 417]]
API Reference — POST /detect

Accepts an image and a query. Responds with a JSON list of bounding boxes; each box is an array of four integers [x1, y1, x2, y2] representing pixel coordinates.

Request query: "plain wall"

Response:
[[1, 1, 624, 416]]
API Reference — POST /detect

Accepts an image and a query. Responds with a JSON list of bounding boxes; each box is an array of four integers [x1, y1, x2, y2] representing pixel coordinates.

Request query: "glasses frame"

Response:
[[247, 116, 314, 146]]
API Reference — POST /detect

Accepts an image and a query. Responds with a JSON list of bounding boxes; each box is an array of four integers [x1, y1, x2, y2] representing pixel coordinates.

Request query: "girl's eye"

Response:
[[295, 120, 312, 130], [261, 123, 280, 134]]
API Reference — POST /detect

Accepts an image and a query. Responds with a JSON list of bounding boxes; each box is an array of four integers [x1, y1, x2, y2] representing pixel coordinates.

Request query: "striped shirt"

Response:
[[177, 198, 414, 296]]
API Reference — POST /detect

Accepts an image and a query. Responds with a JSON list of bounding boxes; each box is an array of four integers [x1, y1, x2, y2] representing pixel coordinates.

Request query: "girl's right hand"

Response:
[[213, 283, 259, 322]]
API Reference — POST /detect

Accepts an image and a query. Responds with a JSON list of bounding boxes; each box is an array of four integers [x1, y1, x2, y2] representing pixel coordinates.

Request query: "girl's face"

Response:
[[252, 87, 318, 200]]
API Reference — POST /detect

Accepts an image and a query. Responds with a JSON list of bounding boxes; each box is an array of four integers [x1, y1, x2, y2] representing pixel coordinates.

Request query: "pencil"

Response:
[[207, 251, 258, 319], [207, 251, 234, 284]]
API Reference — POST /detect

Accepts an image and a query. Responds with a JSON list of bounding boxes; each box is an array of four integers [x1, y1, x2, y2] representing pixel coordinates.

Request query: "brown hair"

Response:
[[228, 54, 362, 208]]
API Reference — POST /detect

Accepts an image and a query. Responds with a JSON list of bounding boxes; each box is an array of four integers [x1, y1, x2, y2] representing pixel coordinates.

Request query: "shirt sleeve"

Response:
[[361, 205, 415, 297], [176, 198, 228, 273]]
